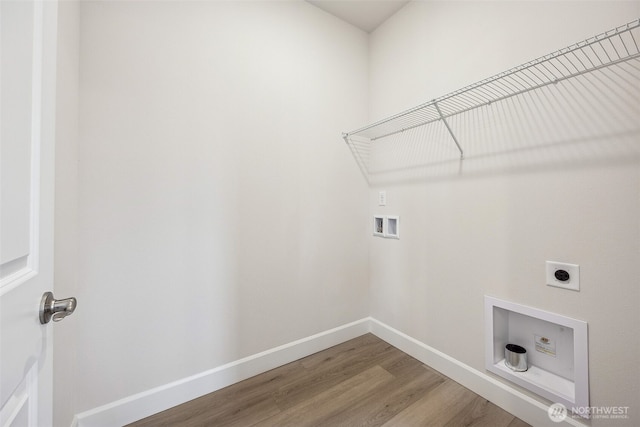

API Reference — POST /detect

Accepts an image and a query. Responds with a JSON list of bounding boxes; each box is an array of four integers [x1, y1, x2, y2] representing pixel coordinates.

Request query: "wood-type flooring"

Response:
[[129, 334, 530, 427]]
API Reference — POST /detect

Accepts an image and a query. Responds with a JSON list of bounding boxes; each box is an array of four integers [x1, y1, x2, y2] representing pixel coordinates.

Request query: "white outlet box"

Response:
[[373, 216, 384, 237], [546, 261, 580, 291], [385, 216, 400, 239], [373, 215, 400, 239]]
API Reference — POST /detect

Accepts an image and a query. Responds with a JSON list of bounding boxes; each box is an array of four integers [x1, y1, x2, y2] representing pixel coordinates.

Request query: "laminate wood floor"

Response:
[[128, 334, 530, 427]]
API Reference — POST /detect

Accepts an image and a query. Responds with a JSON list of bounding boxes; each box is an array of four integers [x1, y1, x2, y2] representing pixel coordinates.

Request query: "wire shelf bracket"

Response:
[[433, 99, 463, 159]]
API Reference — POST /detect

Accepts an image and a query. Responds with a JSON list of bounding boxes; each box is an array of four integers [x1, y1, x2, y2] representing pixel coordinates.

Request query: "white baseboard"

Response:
[[368, 318, 586, 427], [73, 318, 370, 427], [74, 317, 585, 427]]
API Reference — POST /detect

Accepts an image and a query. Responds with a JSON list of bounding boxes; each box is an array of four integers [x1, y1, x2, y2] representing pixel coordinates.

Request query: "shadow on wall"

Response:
[[344, 22, 640, 185]]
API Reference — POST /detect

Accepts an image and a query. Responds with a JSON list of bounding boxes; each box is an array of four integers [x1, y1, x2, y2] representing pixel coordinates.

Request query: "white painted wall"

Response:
[[368, 2, 640, 425], [54, 0, 640, 424], [54, 1, 80, 426], [67, 0, 369, 417]]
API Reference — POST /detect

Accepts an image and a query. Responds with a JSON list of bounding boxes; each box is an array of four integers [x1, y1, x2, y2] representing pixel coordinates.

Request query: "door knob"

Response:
[[40, 292, 77, 324]]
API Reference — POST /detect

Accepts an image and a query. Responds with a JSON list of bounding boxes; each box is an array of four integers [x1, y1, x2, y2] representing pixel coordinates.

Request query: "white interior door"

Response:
[[1, 1, 58, 426]]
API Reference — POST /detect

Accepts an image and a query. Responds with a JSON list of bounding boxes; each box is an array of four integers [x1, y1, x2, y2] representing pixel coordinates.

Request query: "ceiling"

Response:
[[306, 0, 410, 33]]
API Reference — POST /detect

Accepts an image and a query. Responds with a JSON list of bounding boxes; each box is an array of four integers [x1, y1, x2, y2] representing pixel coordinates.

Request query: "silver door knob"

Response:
[[40, 291, 77, 324]]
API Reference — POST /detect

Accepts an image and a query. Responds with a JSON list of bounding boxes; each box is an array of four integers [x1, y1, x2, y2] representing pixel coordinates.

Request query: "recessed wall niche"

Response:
[[385, 216, 399, 239], [373, 216, 384, 237], [484, 296, 589, 417], [372, 215, 400, 239]]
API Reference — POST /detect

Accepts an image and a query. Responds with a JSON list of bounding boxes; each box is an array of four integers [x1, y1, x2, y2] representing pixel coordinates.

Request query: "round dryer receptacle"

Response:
[[554, 269, 570, 282]]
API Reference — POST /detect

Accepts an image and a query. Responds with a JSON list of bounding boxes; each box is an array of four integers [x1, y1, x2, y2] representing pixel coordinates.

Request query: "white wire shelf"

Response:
[[344, 19, 640, 184]]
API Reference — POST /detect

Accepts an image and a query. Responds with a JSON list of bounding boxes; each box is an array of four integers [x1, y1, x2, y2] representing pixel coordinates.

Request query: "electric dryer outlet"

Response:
[[546, 261, 580, 291]]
